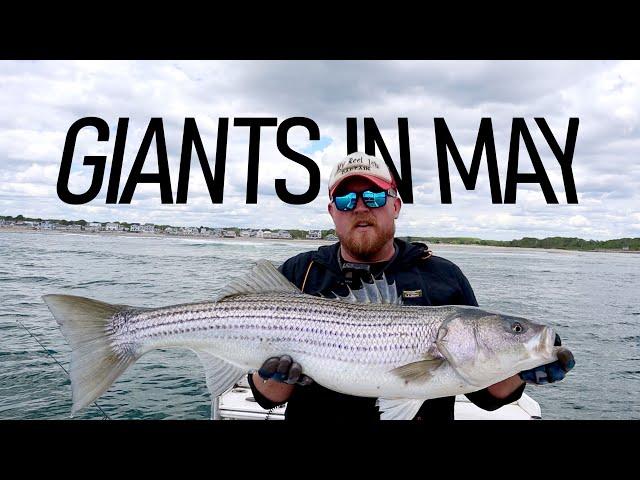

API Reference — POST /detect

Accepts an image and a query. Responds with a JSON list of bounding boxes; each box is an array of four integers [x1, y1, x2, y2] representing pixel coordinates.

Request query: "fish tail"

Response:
[[42, 294, 137, 415]]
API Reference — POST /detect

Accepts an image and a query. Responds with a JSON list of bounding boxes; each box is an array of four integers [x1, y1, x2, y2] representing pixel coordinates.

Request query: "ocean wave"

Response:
[[75, 279, 133, 287], [174, 238, 262, 247], [12, 275, 51, 283]]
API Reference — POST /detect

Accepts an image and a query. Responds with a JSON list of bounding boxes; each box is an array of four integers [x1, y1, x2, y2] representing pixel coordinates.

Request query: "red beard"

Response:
[[337, 215, 395, 261]]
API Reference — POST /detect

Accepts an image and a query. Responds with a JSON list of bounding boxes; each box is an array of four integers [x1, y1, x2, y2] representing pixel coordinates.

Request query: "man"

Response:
[[247, 152, 575, 421]]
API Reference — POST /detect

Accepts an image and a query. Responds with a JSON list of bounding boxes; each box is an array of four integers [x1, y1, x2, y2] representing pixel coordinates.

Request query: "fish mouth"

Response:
[[534, 326, 557, 358]]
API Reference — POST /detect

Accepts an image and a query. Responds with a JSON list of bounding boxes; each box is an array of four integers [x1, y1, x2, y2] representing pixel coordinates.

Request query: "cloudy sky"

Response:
[[1, 60, 638, 240]]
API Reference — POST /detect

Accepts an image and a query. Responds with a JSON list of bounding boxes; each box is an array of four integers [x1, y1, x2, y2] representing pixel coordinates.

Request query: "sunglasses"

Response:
[[333, 189, 397, 211]]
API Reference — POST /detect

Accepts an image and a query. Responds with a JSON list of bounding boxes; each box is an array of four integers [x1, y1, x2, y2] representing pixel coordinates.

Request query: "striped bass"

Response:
[[43, 260, 562, 420]]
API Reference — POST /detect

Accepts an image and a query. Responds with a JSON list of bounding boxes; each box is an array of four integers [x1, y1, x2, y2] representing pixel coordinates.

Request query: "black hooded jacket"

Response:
[[247, 238, 525, 421]]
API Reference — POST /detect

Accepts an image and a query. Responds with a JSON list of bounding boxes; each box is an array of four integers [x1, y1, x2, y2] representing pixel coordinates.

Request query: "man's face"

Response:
[[328, 176, 402, 261]]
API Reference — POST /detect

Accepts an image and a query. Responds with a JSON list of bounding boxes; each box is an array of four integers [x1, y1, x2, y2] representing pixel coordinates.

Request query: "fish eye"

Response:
[[512, 322, 524, 333]]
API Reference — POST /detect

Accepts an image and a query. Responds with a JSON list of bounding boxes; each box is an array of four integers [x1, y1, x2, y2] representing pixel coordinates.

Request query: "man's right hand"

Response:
[[257, 355, 314, 386], [519, 348, 576, 385]]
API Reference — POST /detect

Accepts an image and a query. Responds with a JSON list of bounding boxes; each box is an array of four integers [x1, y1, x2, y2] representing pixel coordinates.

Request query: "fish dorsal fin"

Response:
[[363, 279, 382, 303], [216, 260, 300, 300], [193, 349, 245, 419], [376, 398, 425, 420], [331, 273, 402, 305]]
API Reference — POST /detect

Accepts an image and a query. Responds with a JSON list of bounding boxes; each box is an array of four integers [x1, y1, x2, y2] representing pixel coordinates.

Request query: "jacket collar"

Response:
[[311, 238, 429, 274]]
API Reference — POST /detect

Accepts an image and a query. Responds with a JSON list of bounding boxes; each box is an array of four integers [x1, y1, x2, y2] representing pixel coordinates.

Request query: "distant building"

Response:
[[200, 227, 210, 235], [306, 230, 322, 239], [255, 229, 264, 238], [66, 224, 82, 231], [129, 224, 142, 232], [324, 233, 338, 241], [262, 230, 273, 239], [164, 227, 176, 234], [84, 222, 102, 232], [223, 230, 237, 238], [105, 222, 116, 231], [240, 230, 251, 237], [39, 221, 57, 230], [142, 223, 155, 233], [276, 230, 292, 239], [105, 222, 122, 231], [211, 229, 222, 237]]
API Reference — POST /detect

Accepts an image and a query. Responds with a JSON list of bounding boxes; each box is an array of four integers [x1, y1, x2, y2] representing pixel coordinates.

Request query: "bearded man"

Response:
[[246, 152, 574, 420]]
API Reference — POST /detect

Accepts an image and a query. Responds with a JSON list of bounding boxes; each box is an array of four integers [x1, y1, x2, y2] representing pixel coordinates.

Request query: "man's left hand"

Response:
[[519, 348, 576, 385]]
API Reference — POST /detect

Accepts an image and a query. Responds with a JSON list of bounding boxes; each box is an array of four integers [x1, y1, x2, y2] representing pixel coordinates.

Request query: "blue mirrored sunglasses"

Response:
[[333, 189, 397, 211]]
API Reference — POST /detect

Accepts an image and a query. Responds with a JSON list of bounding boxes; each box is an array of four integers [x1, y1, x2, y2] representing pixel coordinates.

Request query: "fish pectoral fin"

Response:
[[390, 357, 445, 383], [376, 398, 425, 420], [193, 350, 245, 417]]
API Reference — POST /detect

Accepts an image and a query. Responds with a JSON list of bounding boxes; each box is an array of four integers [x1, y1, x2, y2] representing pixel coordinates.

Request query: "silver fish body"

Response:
[[111, 294, 457, 397], [43, 260, 561, 419]]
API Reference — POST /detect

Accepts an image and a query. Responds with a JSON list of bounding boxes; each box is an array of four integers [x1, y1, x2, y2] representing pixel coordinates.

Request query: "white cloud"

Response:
[[569, 215, 591, 227], [0, 60, 638, 240]]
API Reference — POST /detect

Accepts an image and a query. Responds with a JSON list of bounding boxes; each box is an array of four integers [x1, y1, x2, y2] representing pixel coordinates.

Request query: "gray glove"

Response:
[[257, 355, 314, 386]]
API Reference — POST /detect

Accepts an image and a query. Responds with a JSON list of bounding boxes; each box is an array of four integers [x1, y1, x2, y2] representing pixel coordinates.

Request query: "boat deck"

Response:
[[216, 379, 542, 420]]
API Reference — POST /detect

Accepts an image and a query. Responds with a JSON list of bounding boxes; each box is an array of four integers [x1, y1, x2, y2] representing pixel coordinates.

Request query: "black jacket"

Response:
[[248, 238, 525, 421]]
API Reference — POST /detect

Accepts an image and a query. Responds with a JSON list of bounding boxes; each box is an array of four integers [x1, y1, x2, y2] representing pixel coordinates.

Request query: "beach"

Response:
[[1, 226, 637, 253], [0, 226, 336, 245]]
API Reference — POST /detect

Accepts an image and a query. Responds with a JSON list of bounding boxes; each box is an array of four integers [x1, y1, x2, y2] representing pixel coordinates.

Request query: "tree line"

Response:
[[401, 236, 639, 251]]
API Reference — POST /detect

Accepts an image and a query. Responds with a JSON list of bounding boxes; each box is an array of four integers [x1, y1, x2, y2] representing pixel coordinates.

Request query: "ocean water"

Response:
[[0, 231, 638, 420]]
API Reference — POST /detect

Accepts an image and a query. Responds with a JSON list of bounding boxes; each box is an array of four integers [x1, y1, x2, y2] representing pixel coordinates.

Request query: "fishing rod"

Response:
[[14, 317, 111, 420]]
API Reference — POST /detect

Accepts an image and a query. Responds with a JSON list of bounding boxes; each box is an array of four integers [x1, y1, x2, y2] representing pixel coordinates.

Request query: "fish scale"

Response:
[[109, 293, 444, 366]]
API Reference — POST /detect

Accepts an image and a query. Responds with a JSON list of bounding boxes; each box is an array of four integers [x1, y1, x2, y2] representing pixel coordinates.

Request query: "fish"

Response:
[[42, 260, 564, 420]]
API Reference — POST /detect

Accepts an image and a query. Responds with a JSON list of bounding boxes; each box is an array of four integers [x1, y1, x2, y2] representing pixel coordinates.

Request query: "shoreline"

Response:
[[0, 226, 335, 244], [421, 242, 640, 254], [1, 226, 638, 253]]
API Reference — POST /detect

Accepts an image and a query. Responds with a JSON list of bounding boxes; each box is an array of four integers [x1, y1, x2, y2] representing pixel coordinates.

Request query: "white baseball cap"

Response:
[[328, 152, 396, 197]]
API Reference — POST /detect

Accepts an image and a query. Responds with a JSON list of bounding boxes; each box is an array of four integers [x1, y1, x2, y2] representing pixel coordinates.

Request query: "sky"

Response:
[[1, 60, 639, 241]]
